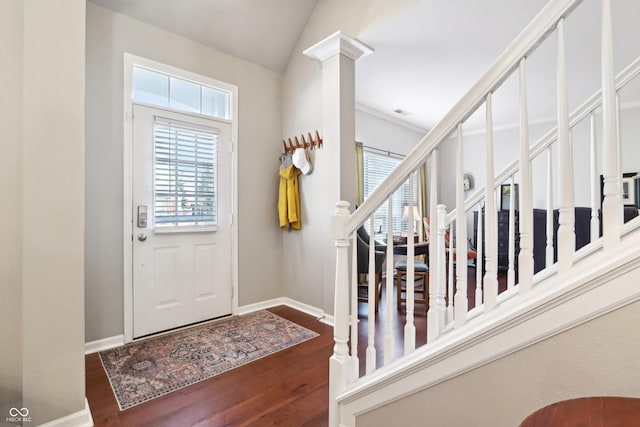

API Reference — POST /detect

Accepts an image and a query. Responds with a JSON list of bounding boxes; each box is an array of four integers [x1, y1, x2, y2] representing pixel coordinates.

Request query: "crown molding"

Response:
[[304, 31, 374, 62], [356, 103, 429, 135]]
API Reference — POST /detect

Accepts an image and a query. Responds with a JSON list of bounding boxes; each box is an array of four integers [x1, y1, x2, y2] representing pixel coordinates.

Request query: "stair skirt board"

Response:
[[336, 231, 640, 424]]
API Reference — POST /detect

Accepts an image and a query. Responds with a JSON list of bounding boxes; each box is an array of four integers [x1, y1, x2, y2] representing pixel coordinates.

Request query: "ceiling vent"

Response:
[[393, 108, 412, 116]]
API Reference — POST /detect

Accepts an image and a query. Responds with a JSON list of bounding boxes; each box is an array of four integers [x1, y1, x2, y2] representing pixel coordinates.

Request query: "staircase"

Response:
[[329, 0, 640, 425]]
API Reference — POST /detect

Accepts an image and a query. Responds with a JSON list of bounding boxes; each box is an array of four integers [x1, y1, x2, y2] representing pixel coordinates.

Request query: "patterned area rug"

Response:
[[99, 310, 319, 410]]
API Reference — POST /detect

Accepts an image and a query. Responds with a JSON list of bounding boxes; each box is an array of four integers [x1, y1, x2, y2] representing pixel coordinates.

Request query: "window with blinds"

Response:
[[154, 120, 218, 228], [363, 150, 417, 235]]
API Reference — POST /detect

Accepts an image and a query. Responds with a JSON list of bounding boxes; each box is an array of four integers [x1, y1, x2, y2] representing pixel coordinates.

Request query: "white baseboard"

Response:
[[38, 398, 93, 427], [320, 313, 335, 326], [84, 334, 125, 354], [238, 297, 288, 315], [239, 297, 334, 325]]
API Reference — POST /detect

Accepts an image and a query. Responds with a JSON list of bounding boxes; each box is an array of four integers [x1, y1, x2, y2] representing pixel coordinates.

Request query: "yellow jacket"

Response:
[[278, 165, 301, 230]]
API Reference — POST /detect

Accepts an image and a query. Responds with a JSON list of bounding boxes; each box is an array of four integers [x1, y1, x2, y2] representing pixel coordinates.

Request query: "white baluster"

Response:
[[329, 201, 351, 425], [518, 58, 533, 291], [616, 93, 622, 224], [589, 111, 599, 243], [404, 173, 416, 355], [556, 17, 576, 273], [455, 124, 468, 327], [366, 216, 376, 374], [447, 220, 454, 323], [427, 151, 445, 343], [601, 0, 620, 247], [507, 177, 516, 289], [475, 205, 483, 306], [384, 196, 394, 365], [350, 233, 359, 382], [437, 205, 451, 324], [484, 93, 498, 312], [546, 146, 555, 268]]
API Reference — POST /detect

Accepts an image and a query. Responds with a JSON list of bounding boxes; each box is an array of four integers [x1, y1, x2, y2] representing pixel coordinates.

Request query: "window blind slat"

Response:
[[154, 122, 217, 227], [363, 150, 417, 235]]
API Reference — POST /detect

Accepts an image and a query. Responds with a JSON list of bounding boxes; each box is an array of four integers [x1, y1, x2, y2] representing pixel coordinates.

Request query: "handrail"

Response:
[[345, 0, 583, 235], [443, 54, 640, 225]]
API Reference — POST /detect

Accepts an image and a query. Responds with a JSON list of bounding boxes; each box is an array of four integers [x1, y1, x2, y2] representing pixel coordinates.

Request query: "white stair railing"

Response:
[[329, 1, 640, 424]]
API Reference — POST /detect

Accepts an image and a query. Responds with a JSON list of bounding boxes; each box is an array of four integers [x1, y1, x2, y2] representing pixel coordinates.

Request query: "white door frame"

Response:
[[122, 53, 239, 343]]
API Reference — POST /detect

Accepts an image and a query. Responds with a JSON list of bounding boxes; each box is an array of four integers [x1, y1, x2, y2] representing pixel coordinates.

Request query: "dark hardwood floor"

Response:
[[86, 306, 334, 426], [86, 267, 505, 426]]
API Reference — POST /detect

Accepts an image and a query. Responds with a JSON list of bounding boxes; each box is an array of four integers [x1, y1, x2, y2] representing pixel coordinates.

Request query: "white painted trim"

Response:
[[238, 297, 333, 325], [304, 31, 374, 62], [37, 398, 93, 427], [84, 335, 125, 354], [238, 297, 288, 315], [356, 103, 429, 135], [336, 231, 640, 424], [320, 314, 336, 327], [122, 53, 239, 343]]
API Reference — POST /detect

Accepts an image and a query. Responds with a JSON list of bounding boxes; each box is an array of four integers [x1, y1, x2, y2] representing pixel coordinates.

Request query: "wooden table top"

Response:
[[519, 396, 640, 426]]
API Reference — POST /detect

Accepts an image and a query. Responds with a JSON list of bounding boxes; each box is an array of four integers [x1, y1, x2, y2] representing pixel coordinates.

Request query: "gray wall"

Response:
[[281, 0, 423, 315], [0, 0, 87, 424], [358, 295, 640, 427], [85, 3, 284, 342]]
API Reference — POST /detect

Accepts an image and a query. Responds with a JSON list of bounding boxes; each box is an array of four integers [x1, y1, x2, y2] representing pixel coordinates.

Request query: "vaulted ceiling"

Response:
[[88, 0, 319, 72], [88, 0, 640, 131]]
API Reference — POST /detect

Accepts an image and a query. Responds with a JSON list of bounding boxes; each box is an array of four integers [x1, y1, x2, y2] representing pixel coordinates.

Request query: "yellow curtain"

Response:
[[417, 161, 429, 240], [355, 141, 364, 206]]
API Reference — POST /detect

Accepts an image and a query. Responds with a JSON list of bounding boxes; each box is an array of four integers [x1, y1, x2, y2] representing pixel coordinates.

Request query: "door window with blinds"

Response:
[[363, 149, 417, 235], [154, 119, 218, 229]]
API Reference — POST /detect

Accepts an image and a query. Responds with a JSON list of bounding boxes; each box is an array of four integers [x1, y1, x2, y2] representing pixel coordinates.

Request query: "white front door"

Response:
[[132, 104, 232, 338]]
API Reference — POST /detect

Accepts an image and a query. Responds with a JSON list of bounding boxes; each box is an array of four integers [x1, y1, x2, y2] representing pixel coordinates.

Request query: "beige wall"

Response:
[[0, 0, 24, 417], [281, 0, 423, 314], [85, 3, 284, 342], [0, 0, 86, 424], [358, 297, 640, 427]]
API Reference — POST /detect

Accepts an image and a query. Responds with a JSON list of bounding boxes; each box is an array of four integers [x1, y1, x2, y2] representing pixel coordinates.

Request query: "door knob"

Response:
[[137, 233, 147, 242]]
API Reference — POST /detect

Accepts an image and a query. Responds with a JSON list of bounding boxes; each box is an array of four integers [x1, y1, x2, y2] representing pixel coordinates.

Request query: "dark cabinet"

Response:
[[473, 210, 520, 271]]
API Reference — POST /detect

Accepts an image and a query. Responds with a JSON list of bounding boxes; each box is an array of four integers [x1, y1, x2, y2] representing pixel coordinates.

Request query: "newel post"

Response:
[[329, 201, 351, 427]]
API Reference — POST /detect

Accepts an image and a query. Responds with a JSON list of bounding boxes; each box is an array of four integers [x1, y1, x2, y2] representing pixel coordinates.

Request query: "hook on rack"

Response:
[[281, 130, 323, 154]]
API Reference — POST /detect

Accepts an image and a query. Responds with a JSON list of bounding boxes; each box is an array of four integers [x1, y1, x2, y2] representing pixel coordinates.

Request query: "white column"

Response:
[[304, 32, 373, 205], [304, 32, 373, 427]]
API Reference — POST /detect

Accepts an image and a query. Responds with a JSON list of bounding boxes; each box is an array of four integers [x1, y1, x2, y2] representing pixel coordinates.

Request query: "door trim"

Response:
[[122, 53, 239, 343]]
